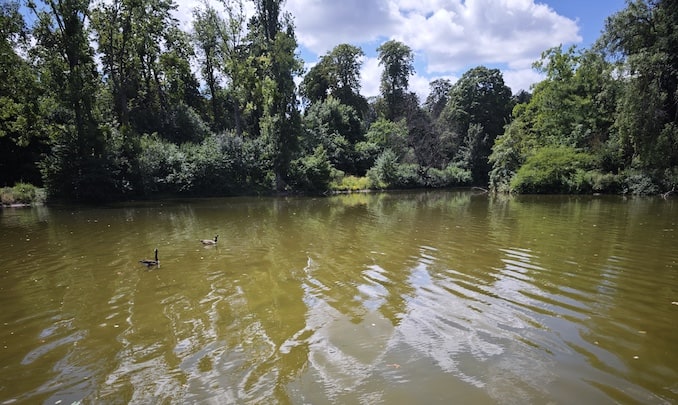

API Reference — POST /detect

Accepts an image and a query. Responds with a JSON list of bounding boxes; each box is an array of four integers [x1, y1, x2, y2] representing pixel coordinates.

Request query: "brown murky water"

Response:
[[1, 191, 677, 404]]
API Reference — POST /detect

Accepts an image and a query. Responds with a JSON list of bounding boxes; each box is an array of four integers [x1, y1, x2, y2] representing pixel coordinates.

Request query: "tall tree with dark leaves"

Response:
[[90, 0, 139, 130], [0, 1, 47, 186], [440, 66, 512, 185], [376, 40, 414, 121], [192, 3, 226, 130], [300, 44, 367, 117], [29, 0, 117, 200], [599, 0, 678, 180], [424, 78, 452, 121], [248, 0, 302, 191]]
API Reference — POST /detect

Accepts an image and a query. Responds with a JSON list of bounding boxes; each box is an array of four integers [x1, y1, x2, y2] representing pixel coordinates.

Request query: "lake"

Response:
[[1, 191, 676, 404]]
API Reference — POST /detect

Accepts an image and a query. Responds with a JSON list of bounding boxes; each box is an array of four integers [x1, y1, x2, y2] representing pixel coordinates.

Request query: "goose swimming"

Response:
[[200, 235, 218, 246], [140, 248, 159, 267]]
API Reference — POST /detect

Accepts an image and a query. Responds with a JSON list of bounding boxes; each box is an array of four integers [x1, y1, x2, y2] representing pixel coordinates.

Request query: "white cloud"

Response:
[[502, 68, 544, 93], [173, 0, 255, 32], [399, 0, 581, 72], [360, 57, 382, 99], [285, 0, 398, 55]]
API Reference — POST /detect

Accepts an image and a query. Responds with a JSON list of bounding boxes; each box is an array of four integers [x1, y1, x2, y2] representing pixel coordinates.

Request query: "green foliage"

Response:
[[424, 164, 473, 188], [561, 170, 622, 194], [353, 140, 381, 175], [249, 1, 303, 191], [137, 132, 269, 196], [367, 149, 400, 188], [289, 146, 332, 192], [300, 44, 368, 116], [377, 40, 414, 96], [509, 146, 594, 193], [0, 2, 48, 186], [489, 121, 524, 192], [40, 126, 129, 202], [489, 44, 623, 193], [442, 66, 512, 141], [377, 40, 414, 120], [0, 183, 46, 205], [528, 46, 619, 148], [621, 171, 660, 195], [366, 149, 471, 190], [599, 0, 677, 172], [438, 66, 512, 185], [424, 78, 452, 120], [302, 97, 363, 173], [365, 118, 408, 158], [329, 173, 372, 191], [160, 102, 211, 144]]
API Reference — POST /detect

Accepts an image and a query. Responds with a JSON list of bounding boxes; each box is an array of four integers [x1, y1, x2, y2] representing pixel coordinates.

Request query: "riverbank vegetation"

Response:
[[0, 183, 46, 206], [1, 0, 676, 202]]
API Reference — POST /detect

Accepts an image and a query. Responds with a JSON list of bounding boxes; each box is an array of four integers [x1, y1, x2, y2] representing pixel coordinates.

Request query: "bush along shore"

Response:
[[0, 183, 46, 207]]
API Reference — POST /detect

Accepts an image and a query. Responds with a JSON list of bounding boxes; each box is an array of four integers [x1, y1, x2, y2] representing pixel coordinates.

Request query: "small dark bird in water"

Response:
[[140, 248, 159, 267], [201, 235, 218, 245]]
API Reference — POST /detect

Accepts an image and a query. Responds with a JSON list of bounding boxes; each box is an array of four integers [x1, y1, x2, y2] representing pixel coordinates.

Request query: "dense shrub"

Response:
[[353, 141, 380, 175], [329, 172, 372, 191], [367, 150, 399, 188], [576, 170, 622, 193], [0, 183, 46, 205], [302, 98, 363, 173], [510, 146, 594, 193], [160, 102, 211, 144], [41, 127, 130, 202], [425, 164, 472, 188], [393, 163, 422, 188], [621, 170, 660, 195], [137, 132, 272, 196], [289, 146, 332, 192]]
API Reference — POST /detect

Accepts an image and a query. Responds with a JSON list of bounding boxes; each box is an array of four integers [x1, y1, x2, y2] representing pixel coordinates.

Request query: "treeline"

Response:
[[0, 0, 676, 202]]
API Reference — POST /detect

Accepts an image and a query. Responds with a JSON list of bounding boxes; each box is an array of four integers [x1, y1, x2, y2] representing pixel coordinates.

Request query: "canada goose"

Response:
[[201, 235, 218, 245], [140, 248, 159, 267]]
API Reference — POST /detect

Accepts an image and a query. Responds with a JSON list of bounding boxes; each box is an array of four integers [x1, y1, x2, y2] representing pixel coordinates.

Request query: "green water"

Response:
[[1, 191, 677, 404]]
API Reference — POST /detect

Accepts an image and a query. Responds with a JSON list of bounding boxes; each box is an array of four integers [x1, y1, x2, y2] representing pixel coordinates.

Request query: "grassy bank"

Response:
[[1, 183, 46, 206]]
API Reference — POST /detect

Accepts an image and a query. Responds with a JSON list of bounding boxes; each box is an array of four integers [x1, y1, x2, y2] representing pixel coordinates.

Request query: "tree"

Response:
[[377, 40, 414, 120], [302, 97, 362, 173], [489, 45, 621, 193], [91, 0, 204, 143], [299, 60, 331, 107], [599, 0, 678, 177], [440, 66, 512, 184], [90, 0, 140, 129], [0, 1, 47, 186], [218, 0, 252, 136], [424, 78, 452, 120], [248, 0, 303, 191], [29, 0, 120, 200], [401, 92, 441, 169], [192, 3, 227, 129], [300, 43, 368, 117], [365, 118, 408, 158]]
